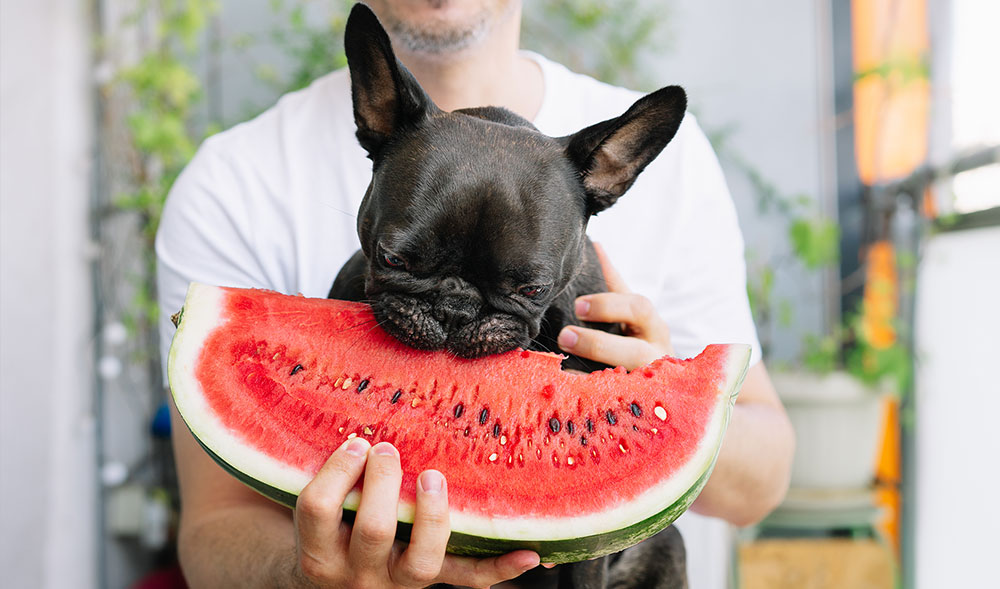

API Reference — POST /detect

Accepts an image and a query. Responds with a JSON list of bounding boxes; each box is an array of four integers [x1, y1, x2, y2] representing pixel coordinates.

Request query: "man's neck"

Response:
[[393, 10, 544, 121]]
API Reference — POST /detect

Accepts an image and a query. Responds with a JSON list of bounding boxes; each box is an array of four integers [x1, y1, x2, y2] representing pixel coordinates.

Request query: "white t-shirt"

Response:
[[156, 52, 759, 589]]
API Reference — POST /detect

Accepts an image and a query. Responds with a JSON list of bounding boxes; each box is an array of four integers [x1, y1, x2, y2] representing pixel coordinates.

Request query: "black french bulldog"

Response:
[[329, 4, 689, 588]]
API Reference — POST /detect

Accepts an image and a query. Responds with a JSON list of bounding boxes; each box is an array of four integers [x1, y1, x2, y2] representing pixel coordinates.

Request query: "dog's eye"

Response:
[[383, 253, 406, 269], [518, 285, 548, 298]]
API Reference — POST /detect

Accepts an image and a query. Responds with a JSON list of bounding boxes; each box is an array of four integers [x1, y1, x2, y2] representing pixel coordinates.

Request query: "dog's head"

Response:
[[344, 3, 686, 358]]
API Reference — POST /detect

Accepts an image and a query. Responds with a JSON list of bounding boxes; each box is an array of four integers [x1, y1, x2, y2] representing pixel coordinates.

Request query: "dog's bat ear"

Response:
[[561, 86, 687, 216], [344, 3, 438, 158]]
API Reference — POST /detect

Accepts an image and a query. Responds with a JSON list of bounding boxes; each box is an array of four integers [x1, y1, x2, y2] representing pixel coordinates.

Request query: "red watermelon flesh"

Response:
[[168, 283, 751, 562]]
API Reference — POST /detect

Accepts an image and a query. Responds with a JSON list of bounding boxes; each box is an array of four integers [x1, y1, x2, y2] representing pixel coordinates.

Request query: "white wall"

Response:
[[914, 225, 1000, 588], [0, 0, 97, 587], [645, 0, 835, 361]]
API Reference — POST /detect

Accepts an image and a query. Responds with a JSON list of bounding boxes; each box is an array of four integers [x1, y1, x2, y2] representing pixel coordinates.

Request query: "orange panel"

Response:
[[852, 0, 930, 184]]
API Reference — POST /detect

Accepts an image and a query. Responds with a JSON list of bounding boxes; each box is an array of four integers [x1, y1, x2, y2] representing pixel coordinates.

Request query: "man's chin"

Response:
[[369, 0, 515, 55]]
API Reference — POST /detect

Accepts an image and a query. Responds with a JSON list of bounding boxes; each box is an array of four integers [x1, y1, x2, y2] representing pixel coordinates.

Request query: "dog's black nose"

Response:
[[433, 277, 482, 330], [432, 295, 479, 330]]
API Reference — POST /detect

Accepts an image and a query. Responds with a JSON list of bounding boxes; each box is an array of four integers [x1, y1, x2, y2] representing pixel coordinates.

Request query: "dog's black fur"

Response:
[[329, 5, 690, 587]]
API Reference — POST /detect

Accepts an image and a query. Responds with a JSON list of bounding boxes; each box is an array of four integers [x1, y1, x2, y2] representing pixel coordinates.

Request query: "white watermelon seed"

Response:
[[488, 453, 498, 462], [654, 406, 667, 421]]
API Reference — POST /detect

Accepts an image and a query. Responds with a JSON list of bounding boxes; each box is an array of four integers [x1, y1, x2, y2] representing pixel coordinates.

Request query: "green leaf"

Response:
[[789, 218, 840, 269]]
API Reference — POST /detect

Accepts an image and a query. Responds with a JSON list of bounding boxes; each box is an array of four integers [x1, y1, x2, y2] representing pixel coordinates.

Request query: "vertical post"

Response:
[[831, 0, 865, 315]]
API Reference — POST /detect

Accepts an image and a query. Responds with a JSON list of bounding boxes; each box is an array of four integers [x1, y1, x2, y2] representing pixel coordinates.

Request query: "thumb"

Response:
[[592, 242, 630, 294]]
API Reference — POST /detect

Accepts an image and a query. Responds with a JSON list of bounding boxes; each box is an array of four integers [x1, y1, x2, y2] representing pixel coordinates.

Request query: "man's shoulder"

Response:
[[199, 68, 355, 160]]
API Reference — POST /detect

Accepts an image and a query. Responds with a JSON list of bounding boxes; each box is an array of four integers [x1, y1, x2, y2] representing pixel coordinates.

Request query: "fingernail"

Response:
[[575, 298, 590, 318], [345, 438, 370, 456], [372, 441, 397, 457], [558, 327, 578, 350], [520, 552, 541, 570], [419, 470, 444, 494], [541, 562, 556, 569]]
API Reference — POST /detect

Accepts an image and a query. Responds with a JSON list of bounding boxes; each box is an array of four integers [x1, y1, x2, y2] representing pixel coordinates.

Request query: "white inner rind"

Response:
[[169, 283, 750, 541], [169, 284, 315, 499]]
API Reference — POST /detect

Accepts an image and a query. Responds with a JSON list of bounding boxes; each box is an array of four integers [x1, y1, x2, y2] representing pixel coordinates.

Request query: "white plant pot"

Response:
[[772, 370, 886, 490]]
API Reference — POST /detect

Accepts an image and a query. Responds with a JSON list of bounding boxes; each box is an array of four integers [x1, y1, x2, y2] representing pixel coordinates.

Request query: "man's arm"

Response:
[[169, 400, 304, 587], [687, 362, 794, 525]]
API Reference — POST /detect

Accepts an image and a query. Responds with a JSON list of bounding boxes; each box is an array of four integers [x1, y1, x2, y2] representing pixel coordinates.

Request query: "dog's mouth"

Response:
[[372, 292, 531, 358]]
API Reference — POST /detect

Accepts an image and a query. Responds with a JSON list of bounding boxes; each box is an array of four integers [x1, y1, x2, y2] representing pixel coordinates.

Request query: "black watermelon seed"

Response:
[[630, 402, 642, 417], [357, 379, 370, 393], [390, 389, 402, 404], [567, 421, 575, 435], [549, 417, 561, 434], [633, 425, 639, 432], [580, 436, 588, 446], [606, 411, 617, 425], [586, 418, 594, 432], [493, 423, 501, 437], [290, 364, 304, 376], [479, 408, 489, 425], [454, 403, 465, 419]]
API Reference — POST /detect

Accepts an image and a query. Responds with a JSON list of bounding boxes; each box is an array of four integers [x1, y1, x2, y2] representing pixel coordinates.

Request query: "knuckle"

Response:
[[298, 551, 335, 582], [354, 520, 396, 545], [417, 508, 449, 530], [399, 558, 442, 585], [346, 573, 379, 589], [631, 295, 655, 320], [296, 491, 341, 522]]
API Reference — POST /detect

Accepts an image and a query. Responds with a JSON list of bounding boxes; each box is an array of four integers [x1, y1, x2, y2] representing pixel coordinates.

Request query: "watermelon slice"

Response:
[[168, 283, 750, 563]]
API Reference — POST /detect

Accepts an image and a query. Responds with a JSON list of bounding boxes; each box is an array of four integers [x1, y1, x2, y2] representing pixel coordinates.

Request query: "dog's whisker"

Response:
[[319, 201, 358, 218]]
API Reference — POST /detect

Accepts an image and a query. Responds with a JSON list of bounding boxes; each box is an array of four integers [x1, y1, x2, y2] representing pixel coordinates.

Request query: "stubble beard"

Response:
[[380, 2, 513, 56]]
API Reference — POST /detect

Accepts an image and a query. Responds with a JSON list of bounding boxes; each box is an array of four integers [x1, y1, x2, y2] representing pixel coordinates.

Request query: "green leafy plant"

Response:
[[713, 127, 910, 395], [99, 0, 220, 381]]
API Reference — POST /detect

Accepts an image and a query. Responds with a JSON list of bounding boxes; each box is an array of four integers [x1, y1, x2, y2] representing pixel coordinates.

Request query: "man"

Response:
[[156, 1, 794, 587]]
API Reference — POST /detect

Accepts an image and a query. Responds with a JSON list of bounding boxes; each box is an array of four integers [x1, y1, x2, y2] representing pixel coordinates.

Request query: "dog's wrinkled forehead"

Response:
[[372, 113, 585, 231]]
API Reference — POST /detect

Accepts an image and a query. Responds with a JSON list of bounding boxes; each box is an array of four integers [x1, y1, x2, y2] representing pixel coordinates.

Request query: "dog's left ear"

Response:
[[562, 86, 687, 215], [344, 3, 437, 158]]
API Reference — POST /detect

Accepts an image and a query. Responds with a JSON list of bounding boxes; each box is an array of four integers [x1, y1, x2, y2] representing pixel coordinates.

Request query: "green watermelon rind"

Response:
[[193, 411, 723, 563], [169, 282, 750, 563]]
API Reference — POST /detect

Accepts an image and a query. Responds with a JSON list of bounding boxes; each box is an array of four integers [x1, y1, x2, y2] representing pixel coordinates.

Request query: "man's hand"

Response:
[[293, 438, 539, 588], [557, 242, 673, 369], [170, 397, 539, 589]]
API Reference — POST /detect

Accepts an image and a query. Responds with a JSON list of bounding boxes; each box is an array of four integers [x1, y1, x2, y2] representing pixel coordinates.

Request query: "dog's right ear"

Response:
[[345, 3, 437, 158]]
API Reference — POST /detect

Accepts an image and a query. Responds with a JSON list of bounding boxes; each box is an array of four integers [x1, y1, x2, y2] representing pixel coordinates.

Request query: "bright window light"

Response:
[[949, 0, 1000, 214]]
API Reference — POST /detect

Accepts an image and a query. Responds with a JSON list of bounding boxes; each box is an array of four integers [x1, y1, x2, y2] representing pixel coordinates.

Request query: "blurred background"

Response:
[[1, 0, 997, 587]]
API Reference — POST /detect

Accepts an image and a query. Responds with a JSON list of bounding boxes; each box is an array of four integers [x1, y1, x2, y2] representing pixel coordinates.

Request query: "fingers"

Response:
[[295, 437, 371, 578], [592, 241, 630, 293], [296, 442, 541, 587], [349, 442, 404, 576], [559, 325, 663, 370], [390, 470, 450, 586], [559, 291, 674, 369], [575, 292, 670, 344], [437, 550, 541, 588]]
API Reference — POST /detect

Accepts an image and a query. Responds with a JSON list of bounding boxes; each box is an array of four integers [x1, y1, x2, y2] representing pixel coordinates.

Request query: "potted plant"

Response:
[[746, 202, 910, 491]]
